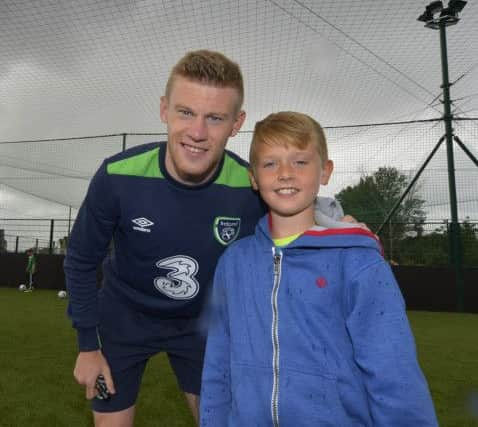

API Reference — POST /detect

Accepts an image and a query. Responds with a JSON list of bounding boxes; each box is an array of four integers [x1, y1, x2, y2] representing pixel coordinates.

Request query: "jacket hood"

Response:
[[255, 214, 383, 254]]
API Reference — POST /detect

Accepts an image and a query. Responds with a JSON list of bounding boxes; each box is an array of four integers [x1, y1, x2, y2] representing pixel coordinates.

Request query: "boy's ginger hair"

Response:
[[165, 50, 244, 109], [249, 111, 329, 170]]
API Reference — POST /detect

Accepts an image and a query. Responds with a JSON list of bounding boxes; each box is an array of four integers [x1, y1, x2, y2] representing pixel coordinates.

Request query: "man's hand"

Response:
[[73, 350, 116, 399], [341, 215, 370, 231]]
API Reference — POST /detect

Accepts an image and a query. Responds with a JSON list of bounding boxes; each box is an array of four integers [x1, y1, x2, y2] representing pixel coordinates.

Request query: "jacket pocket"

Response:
[[278, 367, 347, 426]]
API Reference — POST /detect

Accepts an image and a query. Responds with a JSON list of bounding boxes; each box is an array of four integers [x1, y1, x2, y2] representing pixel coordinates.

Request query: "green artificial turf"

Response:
[[408, 310, 478, 427], [0, 288, 194, 427], [0, 287, 476, 426]]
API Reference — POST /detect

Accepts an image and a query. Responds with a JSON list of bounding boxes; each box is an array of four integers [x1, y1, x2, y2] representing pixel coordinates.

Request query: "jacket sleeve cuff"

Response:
[[77, 327, 100, 351]]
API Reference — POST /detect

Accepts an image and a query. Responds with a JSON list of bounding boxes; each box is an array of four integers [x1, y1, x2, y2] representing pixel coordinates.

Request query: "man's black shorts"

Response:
[[92, 292, 205, 413]]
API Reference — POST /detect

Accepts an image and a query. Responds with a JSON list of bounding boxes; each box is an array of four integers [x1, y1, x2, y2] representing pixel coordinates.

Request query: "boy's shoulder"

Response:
[[231, 233, 257, 250], [302, 226, 381, 251], [221, 233, 257, 260], [300, 227, 385, 270], [336, 244, 390, 282], [341, 243, 383, 262]]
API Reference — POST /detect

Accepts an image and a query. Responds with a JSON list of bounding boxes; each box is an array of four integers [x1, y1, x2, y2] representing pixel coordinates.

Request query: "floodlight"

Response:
[[439, 7, 460, 26], [418, 0, 466, 28], [448, 0, 467, 13], [440, 7, 454, 16], [417, 10, 434, 22], [426, 1, 444, 15]]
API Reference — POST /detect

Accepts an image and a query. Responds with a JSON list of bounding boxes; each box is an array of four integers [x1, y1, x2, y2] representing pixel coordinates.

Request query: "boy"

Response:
[[200, 112, 438, 426]]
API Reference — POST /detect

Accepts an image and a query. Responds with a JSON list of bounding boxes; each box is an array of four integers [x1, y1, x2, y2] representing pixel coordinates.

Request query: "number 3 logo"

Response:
[[153, 255, 200, 300]]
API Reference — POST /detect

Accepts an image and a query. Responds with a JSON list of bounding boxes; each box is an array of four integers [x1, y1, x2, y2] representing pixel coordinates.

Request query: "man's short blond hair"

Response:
[[250, 111, 328, 170], [165, 50, 244, 109]]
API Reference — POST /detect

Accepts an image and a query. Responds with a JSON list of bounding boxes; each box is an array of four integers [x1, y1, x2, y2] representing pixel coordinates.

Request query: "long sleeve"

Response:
[[64, 161, 118, 351], [200, 257, 232, 427], [345, 255, 438, 426]]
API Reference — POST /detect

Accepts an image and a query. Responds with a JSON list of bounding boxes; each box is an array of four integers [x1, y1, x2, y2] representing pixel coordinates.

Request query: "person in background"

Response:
[[25, 248, 37, 292]]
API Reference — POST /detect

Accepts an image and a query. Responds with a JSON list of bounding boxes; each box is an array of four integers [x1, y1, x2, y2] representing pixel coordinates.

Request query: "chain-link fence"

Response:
[[1, 119, 477, 264], [2, 218, 477, 268], [0, 219, 71, 254], [369, 220, 478, 267]]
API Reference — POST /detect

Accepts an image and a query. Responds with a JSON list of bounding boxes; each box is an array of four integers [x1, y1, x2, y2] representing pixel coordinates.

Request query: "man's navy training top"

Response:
[[64, 142, 266, 350]]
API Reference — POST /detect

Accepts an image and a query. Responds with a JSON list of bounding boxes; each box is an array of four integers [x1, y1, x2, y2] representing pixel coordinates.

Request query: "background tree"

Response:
[[397, 226, 449, 266], [461, 219, 478, 266], [336, 166, 426, 262], [397, 218, 478, 266]]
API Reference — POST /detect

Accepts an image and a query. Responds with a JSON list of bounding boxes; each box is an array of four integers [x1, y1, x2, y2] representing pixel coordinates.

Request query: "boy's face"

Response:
[[160, 76, 246, 185], [250, 140, 333, 221]]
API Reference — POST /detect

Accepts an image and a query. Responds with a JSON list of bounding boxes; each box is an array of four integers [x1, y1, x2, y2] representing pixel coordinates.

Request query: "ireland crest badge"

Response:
[[213, 217, 241, 246]]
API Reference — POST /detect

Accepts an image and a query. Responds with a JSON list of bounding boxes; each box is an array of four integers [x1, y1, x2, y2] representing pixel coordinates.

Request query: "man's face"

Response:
[[160, 76, 246, 185]]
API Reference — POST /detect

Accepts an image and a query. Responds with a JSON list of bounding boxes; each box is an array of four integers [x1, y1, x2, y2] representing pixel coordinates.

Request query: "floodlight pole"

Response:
[[438, 20, 465, 311]]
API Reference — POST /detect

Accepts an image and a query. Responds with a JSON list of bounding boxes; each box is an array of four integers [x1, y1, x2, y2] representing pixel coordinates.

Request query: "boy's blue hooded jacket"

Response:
[[200, 215, 438, 427]]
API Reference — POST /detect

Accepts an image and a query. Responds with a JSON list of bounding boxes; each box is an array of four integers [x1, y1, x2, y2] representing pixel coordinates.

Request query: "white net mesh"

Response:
[[1, 0, 478, 253]]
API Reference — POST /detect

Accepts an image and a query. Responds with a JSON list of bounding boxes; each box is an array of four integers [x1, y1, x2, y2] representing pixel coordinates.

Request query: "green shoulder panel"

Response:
[[214, 154, 252, 188], [106, 147, 163, 178]]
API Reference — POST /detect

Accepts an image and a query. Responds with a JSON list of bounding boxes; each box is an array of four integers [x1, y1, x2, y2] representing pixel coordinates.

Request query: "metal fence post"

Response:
[[49, 219, 54, 254], [68, 206, 72, 238]]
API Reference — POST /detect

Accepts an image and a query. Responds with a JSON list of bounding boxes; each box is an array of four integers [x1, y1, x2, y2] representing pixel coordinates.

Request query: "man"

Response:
[[64, 50, 345, 427]]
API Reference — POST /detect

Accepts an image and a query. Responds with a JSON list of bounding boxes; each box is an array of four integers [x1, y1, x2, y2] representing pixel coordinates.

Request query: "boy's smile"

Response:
[[275, 188, 299, 195]]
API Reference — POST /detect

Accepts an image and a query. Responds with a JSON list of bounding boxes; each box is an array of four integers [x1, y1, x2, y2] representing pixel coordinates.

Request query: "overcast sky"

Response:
[[1, 0, 478, 248]]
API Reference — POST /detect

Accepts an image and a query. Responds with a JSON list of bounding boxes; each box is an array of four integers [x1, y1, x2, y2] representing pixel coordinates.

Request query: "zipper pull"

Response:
[[272, 247, 282, 275]]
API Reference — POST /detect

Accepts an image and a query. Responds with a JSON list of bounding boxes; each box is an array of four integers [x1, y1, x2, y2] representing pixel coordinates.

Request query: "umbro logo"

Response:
[[132, 217, 154, 233]]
